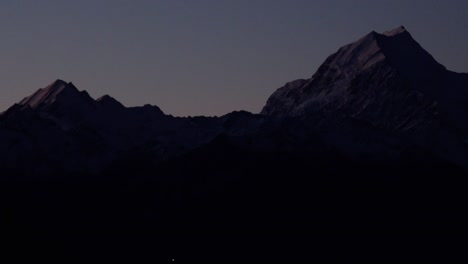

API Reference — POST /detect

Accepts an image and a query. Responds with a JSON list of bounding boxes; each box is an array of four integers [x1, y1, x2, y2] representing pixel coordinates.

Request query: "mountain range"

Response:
[[1, 26, 467, 260]]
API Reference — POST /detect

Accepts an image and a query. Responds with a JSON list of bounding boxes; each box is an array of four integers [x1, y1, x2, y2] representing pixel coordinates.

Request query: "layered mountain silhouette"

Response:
[[1, 27, 467, 260]]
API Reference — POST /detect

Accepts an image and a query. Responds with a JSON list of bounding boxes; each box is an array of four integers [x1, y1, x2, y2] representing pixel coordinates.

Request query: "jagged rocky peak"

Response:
[[140, 104, 165, 115], [377, 26, 446, 77], [97, 94, 125, 109], [382, 25, 407, 36], [47, 79, 68, 89], [316, 26, 444, 77], [9, 79, 170, 120], [18, 79, 83, 109], [322, 30, 384, 71]]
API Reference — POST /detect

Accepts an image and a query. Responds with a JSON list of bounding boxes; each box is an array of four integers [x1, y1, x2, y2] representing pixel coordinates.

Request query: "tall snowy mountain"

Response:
[[262, 26, 468, 164]]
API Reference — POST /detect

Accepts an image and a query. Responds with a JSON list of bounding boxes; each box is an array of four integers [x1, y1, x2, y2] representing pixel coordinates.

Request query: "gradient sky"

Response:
[[0, 0, 467, 116]]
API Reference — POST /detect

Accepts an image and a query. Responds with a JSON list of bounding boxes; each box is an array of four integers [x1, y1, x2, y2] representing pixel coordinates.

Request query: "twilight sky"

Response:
[[0, 0, 467, 116]]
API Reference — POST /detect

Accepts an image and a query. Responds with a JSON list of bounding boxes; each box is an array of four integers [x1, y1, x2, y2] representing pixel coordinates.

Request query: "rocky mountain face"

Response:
[[262, 26, 468, 165], [1, 27, 467, 260]]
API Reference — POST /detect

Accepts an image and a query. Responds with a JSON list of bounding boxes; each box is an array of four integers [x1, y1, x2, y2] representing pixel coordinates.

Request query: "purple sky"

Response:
[[0, 0, 467, 116]]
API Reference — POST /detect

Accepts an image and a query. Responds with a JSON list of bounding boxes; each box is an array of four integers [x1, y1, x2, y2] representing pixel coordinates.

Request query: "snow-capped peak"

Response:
[[18, 79, 81, 109], [261, 26, 463, 134], [383, 26, 407, 37]]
